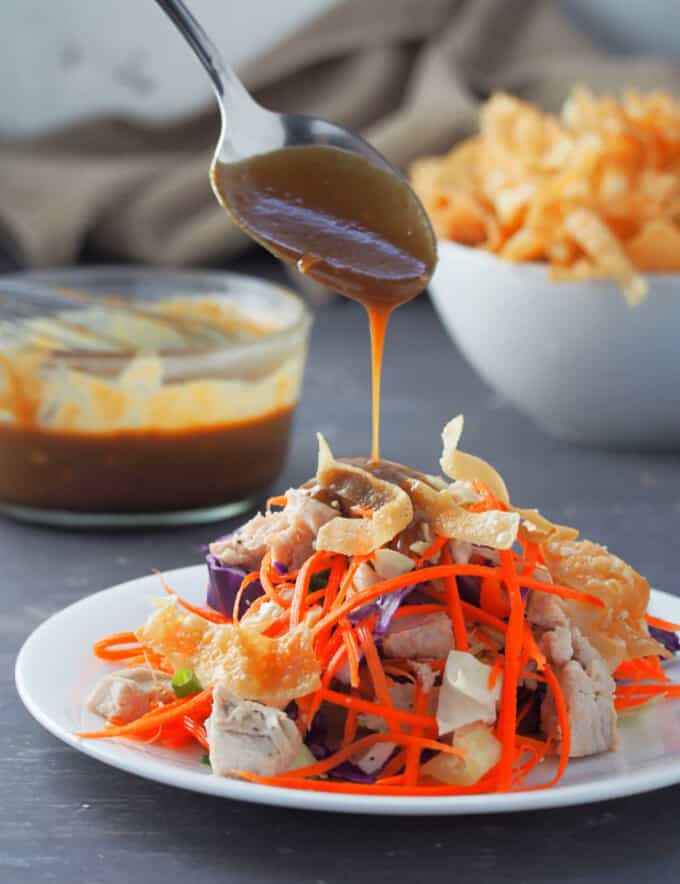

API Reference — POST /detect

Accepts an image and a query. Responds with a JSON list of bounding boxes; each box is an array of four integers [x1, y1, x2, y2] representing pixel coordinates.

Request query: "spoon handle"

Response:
[[153, 0, 249, 104]]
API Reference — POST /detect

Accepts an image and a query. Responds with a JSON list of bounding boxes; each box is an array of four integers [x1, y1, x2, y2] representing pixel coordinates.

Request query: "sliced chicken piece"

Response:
[[383, 612, 454, 660], [527, 591, 617, 757], [541, 539, 664, 672], [86, 666, 173, 724], [206, 684, 302, 778], [351, 740, 396, 775], [209, 488, 337, 571], [406, 660, 437, 693]]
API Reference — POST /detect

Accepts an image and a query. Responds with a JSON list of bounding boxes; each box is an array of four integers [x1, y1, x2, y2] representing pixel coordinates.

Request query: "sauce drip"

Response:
[[213, 145, 436, 460]]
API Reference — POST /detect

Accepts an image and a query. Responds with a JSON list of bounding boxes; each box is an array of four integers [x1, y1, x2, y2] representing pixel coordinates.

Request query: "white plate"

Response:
[[15, 565, 680, 815]]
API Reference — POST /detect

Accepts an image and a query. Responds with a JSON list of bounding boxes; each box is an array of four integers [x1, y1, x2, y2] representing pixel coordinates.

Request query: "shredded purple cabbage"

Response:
[[649, 624, 680, 655], [348, 585, 417, 640], [375, 586, 417, 638], [205, 554, 264, 618], [304, 712, 382, 784], [456, 575, 481, 606], [273, 560, 288, 575], [327, 761, 376, 784]]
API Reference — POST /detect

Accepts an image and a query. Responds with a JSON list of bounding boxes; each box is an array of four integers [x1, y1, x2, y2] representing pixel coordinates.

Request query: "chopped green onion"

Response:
[[201, 754, 211, 767], [309, 568, 331, 592], [171, 667, 202, 698]]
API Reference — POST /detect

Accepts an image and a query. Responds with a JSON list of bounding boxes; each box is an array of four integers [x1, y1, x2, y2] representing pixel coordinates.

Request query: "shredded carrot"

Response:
[[321, 688, 436, 731], [262, 732, 462, 783], [258, 552, 290, 609], [522, 624, 547, 672], [93, 632, 142, 661], [321, 557, 347, 617], [232, 571, 263, 623], [182, 715, 209, 750], [391, 604, 448, 622], [646, 613, 680, 632], [159, 575, 230, 624], [266, 495, 288, 510], [341, 620, 362, 689], [460, 601, 507, 634], [343, 697, 359, 745], [525, 664, 570, 791], [488, 657, 504, 690], [615, 683, 680, 698], [125, 648, 169, 672], [619, 656, 667, 681], [234, 773, 495, 796], [403, 683, 427, 787], [415, 535, 448, 566], [383, 662, 416, 682], [495, 549, 524, 791], [315, 563, 604, 638], [516, 697, 536, 730], [268, 563, 299, 585], [357, 622, 393, 713], [480, 575, 510, 619], [615, 694, 667, 711], [440, 544, 469, 651], [520, 542, 540, 577], [291, 551, 335, 627], [469, 480, 508, 513], [305, 640, 349, 728], [77, 689, 213, 739], [517, 575, 605, 608], [642, 656, 669, 681], [333, 555, 371, 611], [379, 749, 407, 780], [84, 510, 680, 798]]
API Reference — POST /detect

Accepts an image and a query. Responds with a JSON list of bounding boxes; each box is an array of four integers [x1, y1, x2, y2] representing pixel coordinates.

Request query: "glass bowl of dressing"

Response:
[[0, 267, 311, 527]]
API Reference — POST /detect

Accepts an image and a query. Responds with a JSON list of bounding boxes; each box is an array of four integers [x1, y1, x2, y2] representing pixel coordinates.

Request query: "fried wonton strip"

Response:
[[314, 435, 413, 556], [440, 415, 578, 547], [406, 475, 520, 550], [137, 599, 320, 708], [515, 508, 579, 545], [440, 416, 510, 504]]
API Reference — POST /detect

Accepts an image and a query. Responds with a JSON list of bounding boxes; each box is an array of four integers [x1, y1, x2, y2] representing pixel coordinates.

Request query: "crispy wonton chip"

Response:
[[138, 599, 320, 707], [315, 434, 414, 556], [541, 540, 665, 671]]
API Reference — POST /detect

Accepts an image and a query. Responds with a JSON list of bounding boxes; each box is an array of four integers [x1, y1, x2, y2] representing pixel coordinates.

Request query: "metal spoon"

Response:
[[154, 0, 417, 203]]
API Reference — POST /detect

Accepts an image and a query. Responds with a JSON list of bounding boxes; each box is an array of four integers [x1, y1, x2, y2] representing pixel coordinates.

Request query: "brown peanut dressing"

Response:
[[212, 145, 437, 460]]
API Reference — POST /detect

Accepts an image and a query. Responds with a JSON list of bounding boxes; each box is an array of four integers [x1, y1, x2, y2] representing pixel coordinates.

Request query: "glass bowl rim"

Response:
[[1, 264, 312, 362]]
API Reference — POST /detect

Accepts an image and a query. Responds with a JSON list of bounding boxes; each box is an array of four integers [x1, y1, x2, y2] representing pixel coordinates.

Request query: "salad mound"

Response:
[[79, 417, 680, 795]]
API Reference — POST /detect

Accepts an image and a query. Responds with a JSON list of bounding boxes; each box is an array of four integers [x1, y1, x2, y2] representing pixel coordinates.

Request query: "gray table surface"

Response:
[[2, 255, 680, 884]]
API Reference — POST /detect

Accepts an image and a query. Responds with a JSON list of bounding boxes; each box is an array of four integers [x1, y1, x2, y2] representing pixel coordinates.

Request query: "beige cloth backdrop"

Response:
[[3, 0, 680, 268]]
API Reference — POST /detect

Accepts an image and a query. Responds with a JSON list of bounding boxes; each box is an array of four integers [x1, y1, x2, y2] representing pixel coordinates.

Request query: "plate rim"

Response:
[[15, 564, 680, 816]]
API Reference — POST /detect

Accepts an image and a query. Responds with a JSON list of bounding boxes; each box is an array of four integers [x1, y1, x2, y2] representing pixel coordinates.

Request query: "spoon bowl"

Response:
[[154, 0, 426, 222]]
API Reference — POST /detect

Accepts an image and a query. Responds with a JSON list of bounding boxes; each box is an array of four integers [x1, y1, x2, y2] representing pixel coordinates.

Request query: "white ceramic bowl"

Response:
[[429, 240, 680, 448]]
